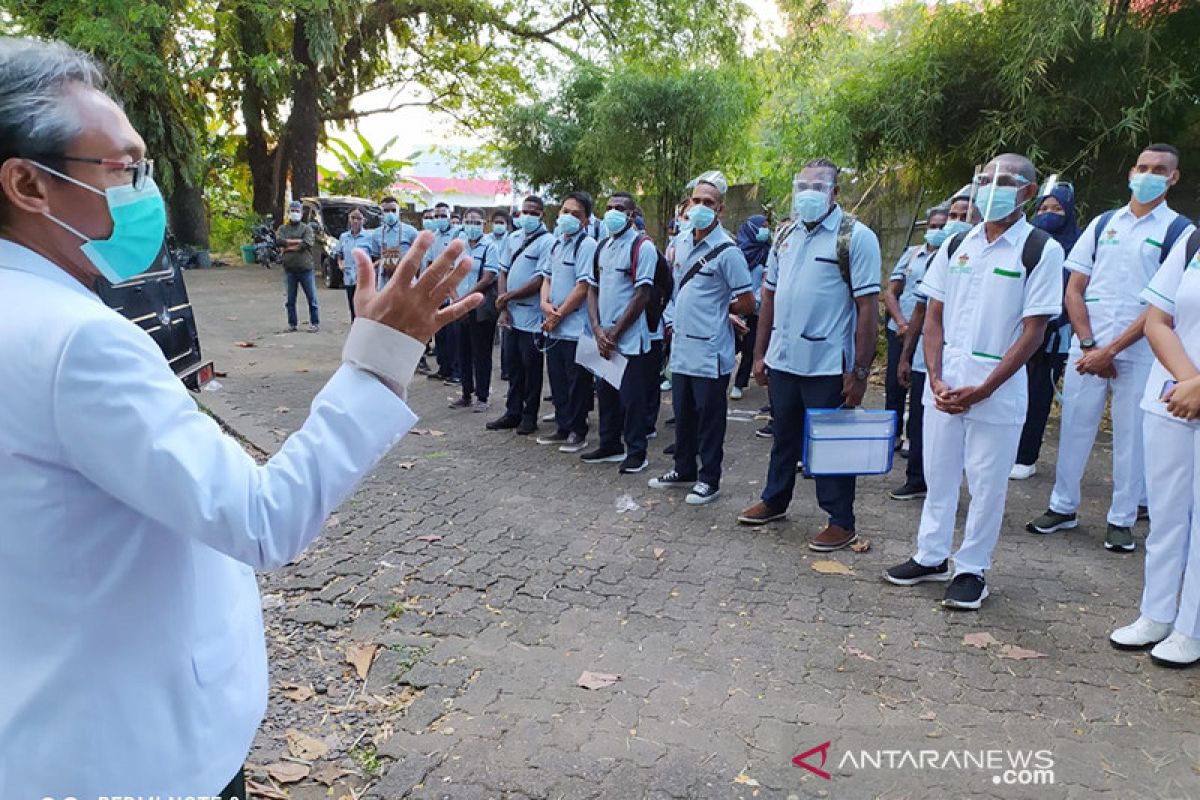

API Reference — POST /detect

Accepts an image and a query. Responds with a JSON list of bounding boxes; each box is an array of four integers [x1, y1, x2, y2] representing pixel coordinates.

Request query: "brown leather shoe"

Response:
[[809, 524, 858, 552], [737, 501, 787, 526]]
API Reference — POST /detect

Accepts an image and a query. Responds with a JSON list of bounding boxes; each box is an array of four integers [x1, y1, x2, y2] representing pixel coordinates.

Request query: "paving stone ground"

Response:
[[186, 263, 1200, 800]]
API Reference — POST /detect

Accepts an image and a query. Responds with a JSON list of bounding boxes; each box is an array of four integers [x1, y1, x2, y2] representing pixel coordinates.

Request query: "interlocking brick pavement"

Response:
[[186, 264, 1200, 800]]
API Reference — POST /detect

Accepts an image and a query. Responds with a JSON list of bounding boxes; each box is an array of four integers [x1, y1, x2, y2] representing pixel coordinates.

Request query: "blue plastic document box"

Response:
[[803, 408, 897, 476]]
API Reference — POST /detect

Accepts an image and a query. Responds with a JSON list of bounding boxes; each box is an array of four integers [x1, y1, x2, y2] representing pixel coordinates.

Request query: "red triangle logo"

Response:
[[792, 741, 832, 780]]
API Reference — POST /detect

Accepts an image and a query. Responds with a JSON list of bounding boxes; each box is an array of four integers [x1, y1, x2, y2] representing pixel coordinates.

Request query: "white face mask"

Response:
[[288, 211, 302, 222]]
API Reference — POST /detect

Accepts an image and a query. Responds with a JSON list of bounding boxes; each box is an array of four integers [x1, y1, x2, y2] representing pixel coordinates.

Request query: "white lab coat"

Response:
[[0, 239, 420, 798]]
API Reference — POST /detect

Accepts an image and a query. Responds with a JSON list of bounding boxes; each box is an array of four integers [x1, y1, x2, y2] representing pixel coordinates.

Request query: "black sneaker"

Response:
[[558, 432, 588, 453], [943, 573, 989, 610], [1027, 509, 1078, 535], [581, 447, 625, 464], [516, 420, 538, 436], [648, 470, 695, 489], [755, 423, 774, 438], [619, 455, 649, 474], [536, 431, 570, 445], [883, 558, 951, 586], [486, 415, 520, 431], [888, 482, 927, 501]]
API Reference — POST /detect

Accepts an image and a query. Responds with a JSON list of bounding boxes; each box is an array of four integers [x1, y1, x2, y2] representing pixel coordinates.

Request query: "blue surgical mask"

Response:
[[422, 218, 437, 231], [37, 162, 167, 284], [556, 214, 581, 236], [942, 220, 973, 238], [687, 204, 716, 231], [924, 228, 948, 247], [791, 190, 830, 223], [492, 223, 507, 237], [383, 211, 399, 226], [1129, 173, 1169, 204], [603, 209, 629, 235], [519, 213, 541, 233], [434, 217, 450, 233], [975, 184, 1020, 221], [755, 227, 770, 242], [464, 223, 484, 240], [1033, 212, 1067, 233]]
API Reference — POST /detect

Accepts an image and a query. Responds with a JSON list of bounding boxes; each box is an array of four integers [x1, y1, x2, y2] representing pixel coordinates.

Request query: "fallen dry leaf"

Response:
[[312, 763, 349, 787], [733, 773, 761, 787], [235, 340, 256, 348], [577, 671, 620, 690], [962, 632, 1002, 650], [846, 645, 877, 662], [397, 461, 417, 470], [416, 534, 442, 543], [429, 429, 447, 437], [999, 644, 1047, 661], [810, 559, 854, 576], [274, 405, 290, 413], [919, 711, 937, 721], [345, 643, 379, 680], [325, 514, 341, 529], [279, 682, 314, 702], [245, 780, 287, 800], [287, 728, 330, 761], [849, 539, 871, 553], [410, 428, 429, 436], [653, 547, 666, 559], [265, 761, 309, 784]]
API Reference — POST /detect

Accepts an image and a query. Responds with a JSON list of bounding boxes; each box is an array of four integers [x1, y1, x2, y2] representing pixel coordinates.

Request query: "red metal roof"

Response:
[[392, 176, 512, 196]]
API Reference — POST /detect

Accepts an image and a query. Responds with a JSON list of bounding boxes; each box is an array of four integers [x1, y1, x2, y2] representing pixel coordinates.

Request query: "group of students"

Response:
[[343, 147, 1200, 666]]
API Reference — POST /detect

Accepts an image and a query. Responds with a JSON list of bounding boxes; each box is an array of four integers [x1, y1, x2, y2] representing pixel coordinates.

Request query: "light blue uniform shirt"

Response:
[[670, 225, 754, 378], [458, 236, 500, 299], [542, 232, 597, 341], [372, 221, 417, 256], [501, 225, 553, 333], [423, 229, 456, 272], [587, 224, 656, 356], [888, 245, 933, 333], [764, 205, 882, 377], [337, 229, 378, 287]]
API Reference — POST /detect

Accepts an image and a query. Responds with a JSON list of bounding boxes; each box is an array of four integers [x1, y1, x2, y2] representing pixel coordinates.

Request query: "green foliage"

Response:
[[203, 130, 256, 251], [317, 131, 417, 201]]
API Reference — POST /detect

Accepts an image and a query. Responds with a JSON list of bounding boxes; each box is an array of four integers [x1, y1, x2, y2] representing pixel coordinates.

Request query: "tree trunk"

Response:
[[166, 180, 211, 249], [236, 11, 282, 220], [286, 12, 321, 200]]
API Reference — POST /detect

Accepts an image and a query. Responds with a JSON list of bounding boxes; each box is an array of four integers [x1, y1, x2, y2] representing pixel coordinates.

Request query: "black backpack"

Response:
[[592, 234, 674, 331]]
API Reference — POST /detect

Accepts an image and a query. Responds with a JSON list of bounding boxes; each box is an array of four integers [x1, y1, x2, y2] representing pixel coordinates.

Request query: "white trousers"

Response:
[[915, 407, 1022, 576], [1140, 413, 1200, 638], [1049, 355, 1151, 527]]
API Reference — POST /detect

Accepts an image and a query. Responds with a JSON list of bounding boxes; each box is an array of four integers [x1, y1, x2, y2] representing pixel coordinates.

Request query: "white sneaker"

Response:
[[730, 386, 744, 400], [685, 482, 720, 505], [541, 411, 556, 422], [1150, 630, 1200, 667], [1110, 616, 1173, 650], [1009, 463, 1037, 480]]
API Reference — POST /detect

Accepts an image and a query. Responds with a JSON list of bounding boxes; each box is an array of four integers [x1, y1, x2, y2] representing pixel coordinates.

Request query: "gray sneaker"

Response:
[[1105, 524, 1135, 553], [1027, 509, 1078, 535]]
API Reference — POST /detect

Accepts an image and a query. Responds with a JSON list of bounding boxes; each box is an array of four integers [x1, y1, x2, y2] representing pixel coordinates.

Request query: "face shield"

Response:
[[971, 166, 1031, 223], [791, 173, 834, 224]]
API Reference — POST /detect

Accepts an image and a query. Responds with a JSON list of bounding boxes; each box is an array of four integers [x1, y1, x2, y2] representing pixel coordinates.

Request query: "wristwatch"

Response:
[[1080, 337, 1096, 350], [852, 365, 870, 381]]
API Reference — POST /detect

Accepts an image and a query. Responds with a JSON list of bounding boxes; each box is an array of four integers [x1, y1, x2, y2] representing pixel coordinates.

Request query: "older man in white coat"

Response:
[[0, 38, 479, 800]]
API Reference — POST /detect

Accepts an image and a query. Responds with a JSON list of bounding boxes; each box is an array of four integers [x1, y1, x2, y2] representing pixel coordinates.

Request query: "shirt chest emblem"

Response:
[[1099, 228, 1120, 247], [950, 252, 971, 274]]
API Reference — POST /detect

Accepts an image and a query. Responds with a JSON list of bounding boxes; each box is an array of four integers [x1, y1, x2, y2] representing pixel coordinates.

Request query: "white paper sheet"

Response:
[[575, 330, 627, 390]]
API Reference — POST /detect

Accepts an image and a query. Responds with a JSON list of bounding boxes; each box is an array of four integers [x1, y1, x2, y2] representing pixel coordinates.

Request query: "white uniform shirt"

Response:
[[920, 219, 1064, 424], [0, 239, 422, 798], [1066, 202, 1194, 363], [1141, 236, 1200, 425]]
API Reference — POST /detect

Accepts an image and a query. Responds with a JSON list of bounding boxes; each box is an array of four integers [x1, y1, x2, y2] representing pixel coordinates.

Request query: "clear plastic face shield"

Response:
[[970, 163, 1032, 223], [791, 171, 835, 224]]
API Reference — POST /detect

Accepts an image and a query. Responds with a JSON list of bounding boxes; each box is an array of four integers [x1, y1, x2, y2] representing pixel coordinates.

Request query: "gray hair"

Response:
[[0, 37, 107, 163]]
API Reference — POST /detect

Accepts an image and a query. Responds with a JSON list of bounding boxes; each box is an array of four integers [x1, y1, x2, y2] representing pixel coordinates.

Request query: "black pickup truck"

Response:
[[97, 236, 214, 391]]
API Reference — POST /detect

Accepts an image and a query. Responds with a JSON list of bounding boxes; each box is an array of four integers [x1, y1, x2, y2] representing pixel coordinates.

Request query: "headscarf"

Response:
[[737, 214, 771, 270], [1032, 184, 1080, 253]]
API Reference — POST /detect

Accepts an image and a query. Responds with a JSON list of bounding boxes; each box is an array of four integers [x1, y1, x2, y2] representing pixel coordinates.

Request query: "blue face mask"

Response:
[[492, 223, 507, 237], [792, 190, 830, 223], [975, 185, 1020, 221], [556, 214, 581, 236], [519, 213, 541, 233], [1033, 212, 1067, 233], [755, 227, 770, 242], [383, 211, 399, 226], [463, 223, 484, 240], [1129, 173, 1169, 204], [37, 162, 167, 284], [942, 220, 973, 238], [604, 209, 629, 235], [687, 204, 716, 231], [434, 217, 450, 232], [924, 228, 948, 247]]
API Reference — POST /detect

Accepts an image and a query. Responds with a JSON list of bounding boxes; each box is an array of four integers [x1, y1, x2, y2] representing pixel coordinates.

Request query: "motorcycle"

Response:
[[251, 219, 281, 269]]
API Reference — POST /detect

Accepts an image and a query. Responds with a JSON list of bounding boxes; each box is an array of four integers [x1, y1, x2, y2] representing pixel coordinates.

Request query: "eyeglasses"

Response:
[[44, 156, 156, 190]]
